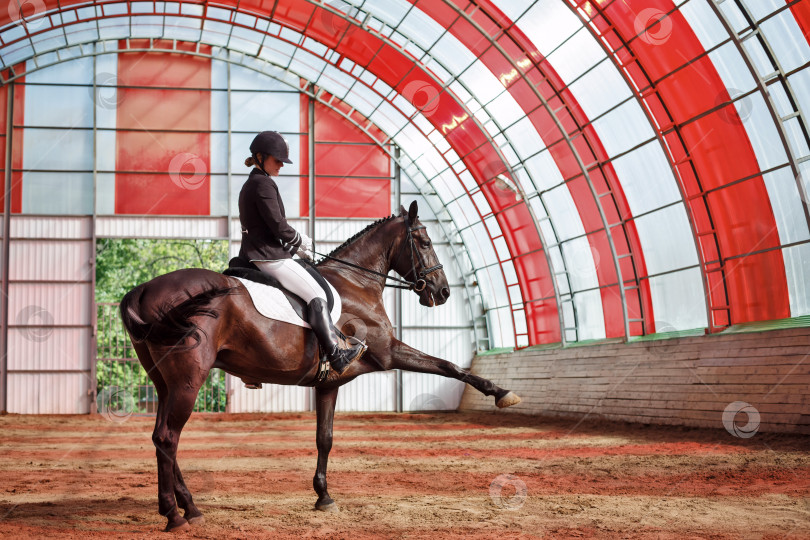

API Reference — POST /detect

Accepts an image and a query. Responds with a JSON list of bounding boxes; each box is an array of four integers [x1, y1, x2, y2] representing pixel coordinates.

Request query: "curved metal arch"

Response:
[[0, 0, 548, 347], [707, 0, 810, 230], [560, 1, 712, 333], [7, 36, 488, 349], [432, 0, 631, 340]]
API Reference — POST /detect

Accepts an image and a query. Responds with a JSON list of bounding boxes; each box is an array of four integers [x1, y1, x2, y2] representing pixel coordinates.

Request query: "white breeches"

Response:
[[251, 259, 326, 304]]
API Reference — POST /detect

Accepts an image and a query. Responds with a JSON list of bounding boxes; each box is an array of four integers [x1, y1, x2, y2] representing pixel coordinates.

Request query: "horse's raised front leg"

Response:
[[389, 339, 521, 408], [313, 386, 339, 512]]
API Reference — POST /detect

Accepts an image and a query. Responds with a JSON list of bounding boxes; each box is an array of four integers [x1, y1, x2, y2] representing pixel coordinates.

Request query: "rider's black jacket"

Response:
[[238, 168, 303, 261]]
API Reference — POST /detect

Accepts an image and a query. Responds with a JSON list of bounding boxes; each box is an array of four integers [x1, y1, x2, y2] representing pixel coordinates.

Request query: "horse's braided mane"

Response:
[[318, 213, 398, 265]]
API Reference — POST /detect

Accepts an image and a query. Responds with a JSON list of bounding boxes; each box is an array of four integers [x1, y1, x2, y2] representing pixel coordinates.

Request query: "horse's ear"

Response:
[[408, 200, 418, 222], [399, 205, 407, 217]]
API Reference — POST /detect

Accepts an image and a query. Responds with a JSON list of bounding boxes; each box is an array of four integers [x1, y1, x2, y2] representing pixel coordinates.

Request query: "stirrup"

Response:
[[328, 340, 367, 374]]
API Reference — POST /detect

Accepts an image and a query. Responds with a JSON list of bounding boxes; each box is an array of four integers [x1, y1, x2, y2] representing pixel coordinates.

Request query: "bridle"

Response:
[[310, 219, 443, 292], [395, 223, 444, 292]]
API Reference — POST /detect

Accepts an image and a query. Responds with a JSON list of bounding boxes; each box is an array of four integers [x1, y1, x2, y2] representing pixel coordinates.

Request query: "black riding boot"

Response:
[[307, 298, 366, 374]]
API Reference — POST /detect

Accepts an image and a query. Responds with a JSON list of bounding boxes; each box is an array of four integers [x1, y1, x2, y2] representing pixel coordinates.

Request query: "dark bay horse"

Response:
[[120, 201, 521, 532]]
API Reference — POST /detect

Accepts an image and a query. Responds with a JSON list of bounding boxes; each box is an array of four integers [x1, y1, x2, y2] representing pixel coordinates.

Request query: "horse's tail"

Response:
[[120, 284, 235, 351]]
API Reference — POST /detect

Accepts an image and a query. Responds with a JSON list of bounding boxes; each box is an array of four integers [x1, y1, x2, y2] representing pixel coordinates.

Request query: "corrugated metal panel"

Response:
[[9, 283, 93, 325], [315, 219, 372, 242], [336, 371, 396, 412], [7, 328, 91, 371], [10, 216, 92, 239], [401, 287, 470, 327], [9, 240, 92, 281], [227, 376, 311, 412], [230, 217, 310, 242], [96, 216, 228, 238], [401, 372, 465, 411], [7, 372, 92, 414], [401, 328, 473, 368]]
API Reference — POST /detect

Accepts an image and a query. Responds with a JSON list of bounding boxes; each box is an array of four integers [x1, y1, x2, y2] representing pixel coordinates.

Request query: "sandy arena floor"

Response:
[[0, 411, 808, 539]]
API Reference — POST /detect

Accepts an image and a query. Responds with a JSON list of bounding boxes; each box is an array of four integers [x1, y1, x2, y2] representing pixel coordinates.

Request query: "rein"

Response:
[[311, 222, 443, 291]]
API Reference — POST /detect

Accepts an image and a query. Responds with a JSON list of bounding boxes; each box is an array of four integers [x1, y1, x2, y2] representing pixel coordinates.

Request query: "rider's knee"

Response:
[[308, 297, 327, 313]]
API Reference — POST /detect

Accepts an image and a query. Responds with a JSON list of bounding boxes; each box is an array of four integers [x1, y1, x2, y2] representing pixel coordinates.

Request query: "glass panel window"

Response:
[[516, 0, 581, 57], [609, 140, 681, 216], [647, 267, 707, 331], [541, 183, 586, 242], [679, 0, 729, 51], [632, 203, 699, 275], [546, 28, 605, 85], [21, 172, 94, 214], [573, 289, 606, 341], [591, 99, 655, 157], [567, 59, 631, 120]]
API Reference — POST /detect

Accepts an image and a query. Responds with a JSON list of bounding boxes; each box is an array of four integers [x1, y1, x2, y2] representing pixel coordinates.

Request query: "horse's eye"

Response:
[[422, 240, 431, 248]]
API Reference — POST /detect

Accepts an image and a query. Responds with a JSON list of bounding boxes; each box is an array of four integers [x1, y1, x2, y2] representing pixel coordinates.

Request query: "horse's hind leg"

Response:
[[134, 342, 205, 527], [142, 346, 209, 532]]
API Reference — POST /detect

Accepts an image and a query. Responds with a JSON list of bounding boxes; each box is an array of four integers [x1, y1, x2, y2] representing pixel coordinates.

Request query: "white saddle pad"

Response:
[[233, 276, 342, 328]]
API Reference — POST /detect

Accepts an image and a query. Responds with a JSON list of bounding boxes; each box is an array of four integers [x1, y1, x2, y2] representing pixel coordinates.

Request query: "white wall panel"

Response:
[[96, 216, 228, 239], [401, 328, 472, 368], [7, 328, 91, 371], [402, 372, 465, 411], [336, 371, 396, 412], [8, 282, 93, 326], [7, 372, 92, 414], [227, 379, 311, 412], [9, 240, 92, 281], [11, 215, 91, 239]]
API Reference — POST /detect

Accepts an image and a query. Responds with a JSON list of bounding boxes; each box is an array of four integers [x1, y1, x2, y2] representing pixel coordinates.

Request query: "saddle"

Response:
[[223, 256, 335, 318], [222, 256, 338, 388]]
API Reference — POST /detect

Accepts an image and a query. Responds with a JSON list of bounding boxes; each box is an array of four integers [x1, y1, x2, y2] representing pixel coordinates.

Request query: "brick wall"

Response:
[[460, 327, 810, 434]]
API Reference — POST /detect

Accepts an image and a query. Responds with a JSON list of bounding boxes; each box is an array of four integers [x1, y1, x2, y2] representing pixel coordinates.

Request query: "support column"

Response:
[[394, 146, 403, 412], [1, 83, 14, 413]]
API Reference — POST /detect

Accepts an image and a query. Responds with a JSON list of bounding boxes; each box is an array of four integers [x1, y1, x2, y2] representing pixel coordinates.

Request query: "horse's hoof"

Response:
[[496, 391, 521, 408], [187, 515, 205, 526], [165, 519, 191, 533], [315, 501, 339, 513]]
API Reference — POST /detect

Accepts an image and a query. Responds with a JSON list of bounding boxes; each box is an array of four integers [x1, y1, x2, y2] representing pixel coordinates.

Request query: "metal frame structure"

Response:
[[0, 0, 807, 377]]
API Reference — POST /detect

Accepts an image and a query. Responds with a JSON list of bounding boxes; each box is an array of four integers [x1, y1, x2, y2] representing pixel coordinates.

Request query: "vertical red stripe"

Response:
[[115, 40, 211, 215], [788, 0, 810, 44], [299, 90, 310, 217], [312, 102, 390, 218], [578, 0, 789, 325]]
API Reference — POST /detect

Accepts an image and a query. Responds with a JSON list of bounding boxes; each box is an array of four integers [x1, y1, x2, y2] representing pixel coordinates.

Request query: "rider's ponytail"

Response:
[[245, 155, 256, 167]]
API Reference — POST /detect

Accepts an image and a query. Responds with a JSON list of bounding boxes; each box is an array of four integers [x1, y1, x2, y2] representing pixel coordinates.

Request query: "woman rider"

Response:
[[238, 130, 366, 374]]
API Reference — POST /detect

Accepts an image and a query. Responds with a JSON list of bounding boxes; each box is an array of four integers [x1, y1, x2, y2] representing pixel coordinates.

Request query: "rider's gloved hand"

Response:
[[297, 247, 314, 261], [300, 233, 313, 253]]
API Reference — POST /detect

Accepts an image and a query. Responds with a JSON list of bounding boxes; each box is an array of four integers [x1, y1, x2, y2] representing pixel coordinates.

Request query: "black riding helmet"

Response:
[[250, 131, 293, 164]]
